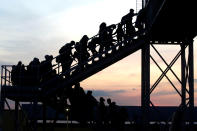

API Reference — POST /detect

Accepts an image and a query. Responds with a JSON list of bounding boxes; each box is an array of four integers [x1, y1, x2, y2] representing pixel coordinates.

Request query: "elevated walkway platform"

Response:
[[1, 86, 41, 101], [146, 0, 197, 41], [44, 37, 147, 97], [1, 36, 147, 100]]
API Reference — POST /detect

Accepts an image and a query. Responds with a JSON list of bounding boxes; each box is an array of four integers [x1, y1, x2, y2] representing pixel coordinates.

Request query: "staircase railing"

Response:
[[1, 65, 12, 87], [1, 21, 137, 87], [40, 23, 143, 87]]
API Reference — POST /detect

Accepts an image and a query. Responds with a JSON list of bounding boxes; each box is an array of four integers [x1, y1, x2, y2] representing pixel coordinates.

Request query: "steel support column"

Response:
[[33, 99, 38, 131], [188, 41, 194, 108], [188, 40, 194, 126], [15, 101, 19, 131], [141, 43, 150, 123], [0, 96, 5, 116], [1, 66, 5, 110], [42, 102, 46, 131], [181, 44, 186, 106]]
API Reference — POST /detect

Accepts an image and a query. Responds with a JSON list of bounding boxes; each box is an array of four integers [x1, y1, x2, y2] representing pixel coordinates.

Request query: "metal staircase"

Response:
[[1, 28, 148, 100], [3, 0, 195, 129]]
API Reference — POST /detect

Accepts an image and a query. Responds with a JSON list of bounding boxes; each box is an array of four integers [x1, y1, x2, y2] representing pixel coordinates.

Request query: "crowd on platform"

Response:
[[11, 8, 146, 87], [9, 8, 146, 126]]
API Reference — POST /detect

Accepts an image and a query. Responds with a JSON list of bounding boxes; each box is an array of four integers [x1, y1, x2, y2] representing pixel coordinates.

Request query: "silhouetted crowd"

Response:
[[65, 83, 128, 129], [11, 8, 146, 87], [10, 8, 146, 126]]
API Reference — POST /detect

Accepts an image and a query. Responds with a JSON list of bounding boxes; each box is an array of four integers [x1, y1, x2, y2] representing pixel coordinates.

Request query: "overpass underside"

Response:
[[147, 0, 197, 41]]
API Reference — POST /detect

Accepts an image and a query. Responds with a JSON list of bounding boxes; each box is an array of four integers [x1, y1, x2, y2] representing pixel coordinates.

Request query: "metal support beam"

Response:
[[148, 40, 195, 128], [188, 40, 194, 126], [33, 99, 38, 131], [141, 43, 150, 124], [15, 101, 19, 131], [150, 49, 182, 95], [181, 44, 186, 106], [42, 102, 46, 131], [1, 66, 5, 125], [188, 41, 194, 108]]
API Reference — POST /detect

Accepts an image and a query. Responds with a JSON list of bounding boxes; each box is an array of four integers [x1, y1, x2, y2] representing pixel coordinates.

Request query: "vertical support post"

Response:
[[181, 44, 186, 106], [8, 72, 11, 86], [15, 101, 19, 131], [33, 99, 38, 131], [42, 102, 46, 131], [0, 66, 5, 117], [1, 66, 3, 87], [141, 42, 150, 124], [188, 41, 194, 108], [4, 66, 7, 86], [188, 40, 194, 127]]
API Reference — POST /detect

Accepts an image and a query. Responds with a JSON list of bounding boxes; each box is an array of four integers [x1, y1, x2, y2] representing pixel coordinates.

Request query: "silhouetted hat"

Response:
[[107, 98, 111, 103], [100, 97, 105, 102], [49, 55, 53, 60], [45, 55, 50, 60], [112, 102, 116, 106], [83, 35, 89, 41], [130, 8, 134, 13], [100, 22, 107, 28], [70, 41, 75, 46], [17, 61, 22, 65], [87, 90, 92, 95]]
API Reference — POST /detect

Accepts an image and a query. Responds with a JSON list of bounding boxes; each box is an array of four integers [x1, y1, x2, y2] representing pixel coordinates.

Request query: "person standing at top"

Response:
[[121, 9, 136, 41]]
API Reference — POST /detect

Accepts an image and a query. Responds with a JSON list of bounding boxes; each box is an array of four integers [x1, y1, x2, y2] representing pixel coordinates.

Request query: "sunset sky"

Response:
[[0, 0, 197, 106]]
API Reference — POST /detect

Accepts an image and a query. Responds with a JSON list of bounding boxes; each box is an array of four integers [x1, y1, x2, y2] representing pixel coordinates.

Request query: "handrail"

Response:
[[41, 21, 137, 77], [21, 22, 130, 79], [1, 24, 142, 89], [1, 15, 139, 88], [42, 29, 146, 93]]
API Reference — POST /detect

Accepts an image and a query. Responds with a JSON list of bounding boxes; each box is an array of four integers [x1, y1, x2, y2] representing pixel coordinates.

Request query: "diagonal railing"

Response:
[[1, 0, 165, 99]]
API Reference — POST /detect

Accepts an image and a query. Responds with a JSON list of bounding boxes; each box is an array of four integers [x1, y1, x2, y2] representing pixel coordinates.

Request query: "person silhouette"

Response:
[[11, 65, 17, 86], [122, 9, 136, 42], [106, 24, 116, 52], [86, 90, 98, 122], [88, 37, 100, 57], [79, 35, 90, 68], [57, 41, 75, 78], [11, 61, 26, 86], [115, 23, 125, 44], [27, 58, 40, 86], [40, 55, 55, 83], [70, 83, 87, 124], [98, 22, 108, 54], [98, 97, 107, 125]]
